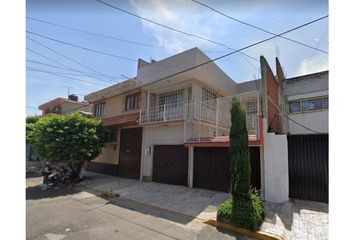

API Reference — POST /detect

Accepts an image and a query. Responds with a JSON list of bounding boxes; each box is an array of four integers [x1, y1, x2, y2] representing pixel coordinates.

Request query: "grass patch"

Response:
[[217, 190, 264, 231], [99, 190, 119, 199]]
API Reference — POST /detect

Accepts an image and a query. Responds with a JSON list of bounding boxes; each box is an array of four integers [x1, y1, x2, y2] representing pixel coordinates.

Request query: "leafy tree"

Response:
[[26, 115, 40, 143], [29, 112, 104, 173], [229, 97, 251, 198]]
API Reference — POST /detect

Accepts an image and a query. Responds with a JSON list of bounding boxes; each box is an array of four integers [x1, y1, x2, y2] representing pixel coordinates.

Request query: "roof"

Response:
[[101, 112, 139, 126], [286, 70, 328, 81], [38, 97, 89, 110]]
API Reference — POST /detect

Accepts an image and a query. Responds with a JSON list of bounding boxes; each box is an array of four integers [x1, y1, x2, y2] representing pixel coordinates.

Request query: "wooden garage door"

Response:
[[288, 134, 328, 203], [119, 128, 142, 180], [153, 145, 188, 186], [193, 147, 261, 192]]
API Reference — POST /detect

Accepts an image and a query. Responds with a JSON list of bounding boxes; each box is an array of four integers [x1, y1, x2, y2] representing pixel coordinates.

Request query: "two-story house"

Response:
[[38, 94, 92, 116], [85, 48, 328, 203]]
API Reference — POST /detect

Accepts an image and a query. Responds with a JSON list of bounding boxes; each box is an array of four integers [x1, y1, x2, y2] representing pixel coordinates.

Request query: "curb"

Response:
[[204, 219, 283, 240]]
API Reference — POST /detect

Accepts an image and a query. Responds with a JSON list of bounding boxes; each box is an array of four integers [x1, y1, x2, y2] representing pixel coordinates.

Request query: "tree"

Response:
[[229, 97, 251, 198], [29, 112, 104, 174], [217, 97, 263, 231], [26, 115, 40, 143]]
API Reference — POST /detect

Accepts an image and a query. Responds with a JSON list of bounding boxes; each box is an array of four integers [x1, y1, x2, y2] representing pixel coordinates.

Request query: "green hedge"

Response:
[[217, 191, 264, 231]]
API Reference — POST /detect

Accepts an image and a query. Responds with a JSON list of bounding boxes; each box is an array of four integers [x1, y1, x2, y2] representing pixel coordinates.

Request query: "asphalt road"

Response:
[[26, 178, 253, 240]]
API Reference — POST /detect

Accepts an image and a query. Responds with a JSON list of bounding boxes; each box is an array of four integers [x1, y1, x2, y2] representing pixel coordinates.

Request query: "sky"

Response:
[[26, 0, 329, 116]]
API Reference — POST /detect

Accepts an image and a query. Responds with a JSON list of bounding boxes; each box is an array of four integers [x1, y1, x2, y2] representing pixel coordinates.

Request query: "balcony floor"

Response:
[[184, 135, 263, 147]]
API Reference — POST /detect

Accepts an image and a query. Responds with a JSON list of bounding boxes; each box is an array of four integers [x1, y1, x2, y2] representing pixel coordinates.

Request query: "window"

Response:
[[158, 89, 184, 106], [94, 102, 105, 117], [288, 96, 328, 114], [202, 87, 218, 102], [125, 93, 140, 111], [289, 101, 300, 113]]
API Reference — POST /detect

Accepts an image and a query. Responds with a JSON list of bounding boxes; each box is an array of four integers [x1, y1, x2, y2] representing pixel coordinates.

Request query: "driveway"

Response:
[[27, 177, 253, 240], [80, 172, 329, 240]]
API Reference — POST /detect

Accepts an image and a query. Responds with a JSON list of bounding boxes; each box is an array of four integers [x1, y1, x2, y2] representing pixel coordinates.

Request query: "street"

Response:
[[26, 177, 252, 240]]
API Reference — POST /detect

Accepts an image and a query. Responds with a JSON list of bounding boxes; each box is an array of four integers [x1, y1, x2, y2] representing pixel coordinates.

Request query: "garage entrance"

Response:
[[118, 127, 142, 180], [288, 134, 328, 203], [152, 145, 188, 186], [193, 147, 261, 192]]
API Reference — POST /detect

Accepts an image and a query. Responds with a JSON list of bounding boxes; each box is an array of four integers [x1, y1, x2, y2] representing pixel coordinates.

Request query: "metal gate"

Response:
[[288, 134, 328, 203], [193, 147, 261, 192], [153, 145, 188, 186]]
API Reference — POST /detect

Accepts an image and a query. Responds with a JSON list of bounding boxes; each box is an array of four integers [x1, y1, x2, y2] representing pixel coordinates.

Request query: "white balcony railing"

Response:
[[139, 102, 185, 125], [139, 91, 261, 143], [184, 91, 260, 142]]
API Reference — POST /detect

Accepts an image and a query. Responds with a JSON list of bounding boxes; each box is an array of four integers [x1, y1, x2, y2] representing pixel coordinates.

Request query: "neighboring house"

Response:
[[38, 94, 92, 116], [27, 94, 92, 164], [283, 71, 329, 203], [84, 47, 328, 203], [283, 70, 328, 135]]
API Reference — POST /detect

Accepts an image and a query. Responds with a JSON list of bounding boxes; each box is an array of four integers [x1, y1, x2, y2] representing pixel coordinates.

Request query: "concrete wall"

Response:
[[137, 48, 237, 97], [141, 124, 185, 179], [92, 143, 119, 165], [288, 111, 328, 134], [263, 118, 289, 203]]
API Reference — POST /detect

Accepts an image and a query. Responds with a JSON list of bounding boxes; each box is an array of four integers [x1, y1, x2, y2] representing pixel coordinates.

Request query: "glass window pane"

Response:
[[289, 101, 300, 113], [322, 97, 328, 109], [302, 99, 322, 111]]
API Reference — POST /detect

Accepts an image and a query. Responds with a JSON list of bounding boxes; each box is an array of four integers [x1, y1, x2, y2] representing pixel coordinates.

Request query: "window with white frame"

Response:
[[125, 93, 140, 111], [289, 96, 328, 113], [94, 102, 105, 117], [158, 89, 184, 106]]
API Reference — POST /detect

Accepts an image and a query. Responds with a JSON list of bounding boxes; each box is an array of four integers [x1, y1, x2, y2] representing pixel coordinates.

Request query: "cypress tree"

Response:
[[229, 97, 251, 198]]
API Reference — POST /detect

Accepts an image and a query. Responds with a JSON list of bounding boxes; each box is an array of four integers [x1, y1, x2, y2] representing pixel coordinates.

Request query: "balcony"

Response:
[[139, 102, 185, 125], [184, 91, 261, 145], [139, 91, 262, 145]]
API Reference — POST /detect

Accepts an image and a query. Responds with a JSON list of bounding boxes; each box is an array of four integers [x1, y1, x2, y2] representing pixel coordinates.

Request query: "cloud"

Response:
[[297, 54, 328, 75], [129, 0, 233, 55]]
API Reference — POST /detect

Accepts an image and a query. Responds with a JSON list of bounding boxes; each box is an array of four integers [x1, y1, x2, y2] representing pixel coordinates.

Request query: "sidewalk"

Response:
[[80, 172, 328, 240], [80, 171, 228, 221]]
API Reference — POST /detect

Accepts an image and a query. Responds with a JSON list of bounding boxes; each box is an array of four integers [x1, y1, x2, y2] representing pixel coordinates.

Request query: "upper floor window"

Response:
[[158, 89, 184, 106], [94, 102, 105, 117], [125, 93, 140, 111], [289, 96, 328, 114], [202, 87, 218, 102]]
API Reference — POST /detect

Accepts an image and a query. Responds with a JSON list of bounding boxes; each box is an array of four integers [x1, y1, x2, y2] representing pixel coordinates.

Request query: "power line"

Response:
[[63, 15, 328, 114], [27, 16, 164, 49], [27, 36, 118, 83], [26, 47, 116, 85], [27, 59, 125, 80], [26, 67, 110, 87], [27, 31, 138, 62], [190, 0, 328, 54], [95, 0, 259, 67], [282, 112, 325, 134]]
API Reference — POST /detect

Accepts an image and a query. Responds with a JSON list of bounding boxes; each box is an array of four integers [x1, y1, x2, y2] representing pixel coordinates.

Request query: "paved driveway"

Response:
[[27, 177, 252, 240], [80, 172, 229, 221], [80, 172, 329, 240]]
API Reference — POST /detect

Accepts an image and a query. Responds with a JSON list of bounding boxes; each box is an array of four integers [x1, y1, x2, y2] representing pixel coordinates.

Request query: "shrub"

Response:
[[217, 97, 264, 231], [217, 190, 264, 231]]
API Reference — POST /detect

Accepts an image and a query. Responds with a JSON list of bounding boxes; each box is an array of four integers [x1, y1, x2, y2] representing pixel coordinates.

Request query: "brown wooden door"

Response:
[[153, 145, 188, 186], [119, 128, 142, 180]]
